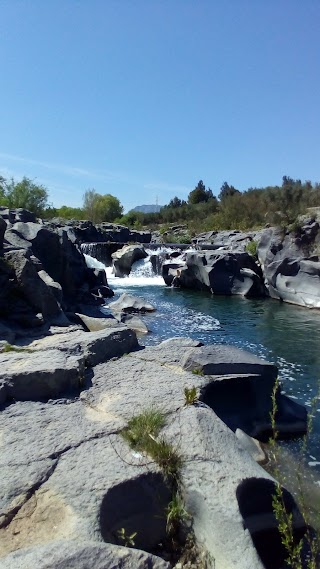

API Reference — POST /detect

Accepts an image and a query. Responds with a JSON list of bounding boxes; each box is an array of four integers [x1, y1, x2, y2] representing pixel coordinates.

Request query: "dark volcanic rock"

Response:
[[162, 250, 265, 297], [112, 245, 148, 277]]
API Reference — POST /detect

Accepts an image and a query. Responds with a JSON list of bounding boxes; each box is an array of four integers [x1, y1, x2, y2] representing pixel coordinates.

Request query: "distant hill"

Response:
[[132, 204, 162, 213]]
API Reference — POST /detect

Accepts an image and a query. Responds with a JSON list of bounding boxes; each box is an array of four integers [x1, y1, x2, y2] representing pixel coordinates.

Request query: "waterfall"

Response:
[[82, 243, 197, 288]]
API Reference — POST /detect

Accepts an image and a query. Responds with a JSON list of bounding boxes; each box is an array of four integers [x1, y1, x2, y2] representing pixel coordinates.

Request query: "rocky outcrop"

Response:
[[0, 210, 114, 340], [112, 244, 148, 277], [46, 218, 152, 244], [257, 221, 320, 308], [0, 327, 138, 404], [162, 251, 266, 298], [192, 229, 264, 252], [0, 337, 308, 569]]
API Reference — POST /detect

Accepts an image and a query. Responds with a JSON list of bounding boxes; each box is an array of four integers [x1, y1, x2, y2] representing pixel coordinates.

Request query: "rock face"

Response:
[[0, 210, 114, 340], [0, 336, 308, 569], [47, 218, 152, 245], [257, 225, 320, 308], [162, 251, 266, 298], [181, 344, 307, 441], [112, 244, 148, 277]]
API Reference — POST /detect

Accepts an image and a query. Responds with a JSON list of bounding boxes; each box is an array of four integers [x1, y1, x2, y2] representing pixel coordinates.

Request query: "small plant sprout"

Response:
[[117, 527, 137, 547], [191, 368, 204, 376], [166, 492, 190, 535], [184, 386, 198, 406]]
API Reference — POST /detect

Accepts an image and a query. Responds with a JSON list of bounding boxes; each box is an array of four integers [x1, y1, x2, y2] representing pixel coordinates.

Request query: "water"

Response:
[[85, 252, 320, 483]]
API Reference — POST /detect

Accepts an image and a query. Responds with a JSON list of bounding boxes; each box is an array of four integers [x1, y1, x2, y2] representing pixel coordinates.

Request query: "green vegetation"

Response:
[[117, 527, 137, 547], [269, 379, 320, 568], [166, 492, 190, 535], [245, 240, 258, 257], [191, 368, 204, 376], [184, 386, 199, 406], [0, 176, 48, 216], [1, 342, 32, 353], [121, 408, 166, 452], [2, 173, 319, 236], [83, 189, 123, 223]]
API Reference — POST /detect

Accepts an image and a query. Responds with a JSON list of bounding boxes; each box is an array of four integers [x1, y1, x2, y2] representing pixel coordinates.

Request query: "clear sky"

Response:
[[0, 1, 319, 212]]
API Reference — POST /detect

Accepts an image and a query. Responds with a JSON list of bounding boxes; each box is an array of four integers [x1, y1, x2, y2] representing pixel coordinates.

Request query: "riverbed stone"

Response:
[[109, 293, 156, 314]]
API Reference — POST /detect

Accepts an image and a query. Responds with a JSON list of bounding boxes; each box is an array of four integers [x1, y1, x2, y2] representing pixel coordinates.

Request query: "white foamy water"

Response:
[[84, 253, 164, 286]]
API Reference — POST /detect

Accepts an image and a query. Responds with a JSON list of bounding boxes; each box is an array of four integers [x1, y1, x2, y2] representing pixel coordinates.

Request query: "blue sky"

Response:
[[1, 1, 319, 212]]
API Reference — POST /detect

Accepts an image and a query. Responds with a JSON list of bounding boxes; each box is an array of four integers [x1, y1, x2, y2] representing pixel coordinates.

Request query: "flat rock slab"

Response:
[[0, 540, 170, 569], [25, 327, 139, 367], [181, 344, 277, 379], [0, 349, 84, 403]]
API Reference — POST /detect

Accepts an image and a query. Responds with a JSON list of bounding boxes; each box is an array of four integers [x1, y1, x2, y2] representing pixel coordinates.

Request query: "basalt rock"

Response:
[[109, 293, 156, 314], [257, 224, 320, 308], [112, 244, 148, 277], [162, 250, 266, 297]]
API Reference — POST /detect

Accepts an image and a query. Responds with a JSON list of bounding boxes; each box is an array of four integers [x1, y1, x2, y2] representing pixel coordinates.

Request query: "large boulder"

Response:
[[112, 245, 148, 277], [181, 344, 307, 441], [162, 251, 265, 297], [257, 225, 320, 308]]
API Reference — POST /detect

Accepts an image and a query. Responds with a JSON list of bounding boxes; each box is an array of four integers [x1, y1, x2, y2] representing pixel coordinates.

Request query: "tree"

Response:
[[218, 182, 240, 201], [0, 176, 48, 215], [83, 189, 123, 223], [188, 180, 213, 204]]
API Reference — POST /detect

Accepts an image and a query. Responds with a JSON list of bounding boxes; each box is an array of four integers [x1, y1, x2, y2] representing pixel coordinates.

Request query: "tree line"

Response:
[[1, 174, 319, 233]]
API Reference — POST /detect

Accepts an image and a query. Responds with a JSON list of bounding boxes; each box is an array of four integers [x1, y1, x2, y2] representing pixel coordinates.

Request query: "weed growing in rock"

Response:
[[121, 409, 166, 453], [245, 240, 258, 257], [1, 342, 31, 353], [166, 492, 189, 535], [191, 368, 204, 376], [117, 527, 137, 547], [269, 378, 320, 568], [184, 386, 198, 406], [150, 437, 183, 484]]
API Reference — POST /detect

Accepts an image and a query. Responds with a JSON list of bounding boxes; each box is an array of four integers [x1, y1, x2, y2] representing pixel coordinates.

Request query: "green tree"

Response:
[[218, 181, 240, 201], [83, 189, 123, 223], [188, 180, 213, 204], [1, 176, 48, 216]]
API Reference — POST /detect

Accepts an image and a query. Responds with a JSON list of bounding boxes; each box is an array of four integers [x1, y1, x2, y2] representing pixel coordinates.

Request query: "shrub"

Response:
[[245, 240, 258, 257]]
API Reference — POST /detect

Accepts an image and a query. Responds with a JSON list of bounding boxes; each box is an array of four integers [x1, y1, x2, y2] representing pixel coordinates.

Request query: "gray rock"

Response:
[[0, 540, 170, 569], [0, 337, 307, 568], [0, 349, 84, 402], [162, 251, 265, 297], [4, 250, 64, 320], [116, 313, 149, 334], [75, 313, 119, 332], [109, 293, 156, 314], [38, 270, 63, 304], [257, 225, 320, 308], [112, 245, 147, 277], [181, 344, 306, 441], [236, 428, 267, 464], [26, 327, 139, 367]]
